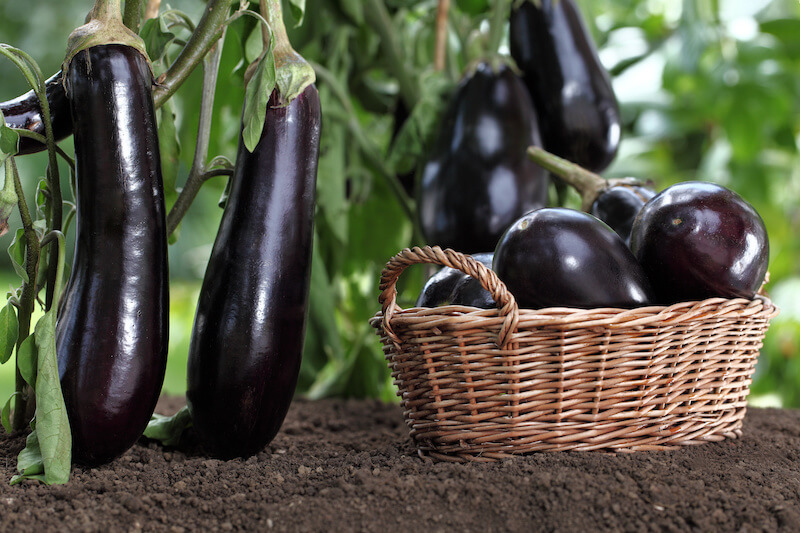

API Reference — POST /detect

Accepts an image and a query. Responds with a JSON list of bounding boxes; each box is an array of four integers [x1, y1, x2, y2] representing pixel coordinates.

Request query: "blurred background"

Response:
[[0, 0, 798, 407]]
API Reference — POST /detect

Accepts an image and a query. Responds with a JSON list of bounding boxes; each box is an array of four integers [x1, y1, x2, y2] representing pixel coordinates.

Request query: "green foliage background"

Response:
[[0, 0, 798, 407]]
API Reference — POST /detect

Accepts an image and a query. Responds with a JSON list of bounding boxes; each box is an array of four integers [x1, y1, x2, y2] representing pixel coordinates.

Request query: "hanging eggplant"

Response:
[[417, 62, 548, 254], [509, 0, 621, 173], [57, 36, 168, 465], [1, 71, 73, 155], [186, 0, 321, 459]]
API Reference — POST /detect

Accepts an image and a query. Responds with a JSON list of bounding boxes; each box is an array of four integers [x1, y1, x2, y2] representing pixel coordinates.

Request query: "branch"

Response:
[[166, 34, 225, 235], [153, 0, 232, 108], [123, 0, 145, 32]]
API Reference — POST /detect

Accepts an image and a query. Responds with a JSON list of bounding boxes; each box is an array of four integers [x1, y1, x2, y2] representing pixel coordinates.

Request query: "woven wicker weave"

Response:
[[371, 246, 779, 462]]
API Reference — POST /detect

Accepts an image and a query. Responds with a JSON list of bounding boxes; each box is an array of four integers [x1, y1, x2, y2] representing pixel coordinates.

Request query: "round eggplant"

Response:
[[57, 45, 168, 466], [186, 86, 321, 459], [629, 182, 769, 303], [493, 208, 654, 309], [417, 62, 548, 254], [416, 252, 494, 308], [591, 185, 656, 244]]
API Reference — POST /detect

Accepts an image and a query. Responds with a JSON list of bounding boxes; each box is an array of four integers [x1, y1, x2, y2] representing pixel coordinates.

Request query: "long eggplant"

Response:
[[1, 71, 73, 155], [57, 44, 168, 466], [509, 0, 621, 173], [417, 62, 548, 254], [186, 85, 321, 459]]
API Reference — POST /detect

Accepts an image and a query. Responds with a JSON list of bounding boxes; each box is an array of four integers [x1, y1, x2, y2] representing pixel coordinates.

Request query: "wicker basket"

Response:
[[370, 246, 779, 462]]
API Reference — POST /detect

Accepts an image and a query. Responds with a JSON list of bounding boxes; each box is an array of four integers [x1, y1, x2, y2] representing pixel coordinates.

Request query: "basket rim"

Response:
[[376, 246, 778, 347], [371, 295, 778, 345]]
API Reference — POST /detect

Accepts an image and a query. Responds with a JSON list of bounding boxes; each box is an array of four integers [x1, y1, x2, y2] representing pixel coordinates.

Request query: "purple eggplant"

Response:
[[509, 0, 621, 173], [630, 182, 769, 303], [591, 185, 656, 244], [493, 208, 654, 309], [416, 252, 495, 309], [1, 71, 73, 155], [56, 45, 168, 466], [186, 85, 321, 459], [418, 62, 548, 254]]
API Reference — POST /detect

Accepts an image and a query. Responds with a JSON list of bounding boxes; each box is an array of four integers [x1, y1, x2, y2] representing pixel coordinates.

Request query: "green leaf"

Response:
[[338, 0, 363, 24], [0, 302, 18, 364], [143, 406, 192, 447], [17, 333, 36, 387], [10, 425, 46, 485], [387, 71, 453, 175], [8, 228, 28, 284], [0, 110, 20, 166], [1, 393, 17, 433], [242, 40, 277, 153], [140, 15, 177, 63], [287, 0, 306, 27], [31, 310, 71, 484], [244, 24, 264, 65]]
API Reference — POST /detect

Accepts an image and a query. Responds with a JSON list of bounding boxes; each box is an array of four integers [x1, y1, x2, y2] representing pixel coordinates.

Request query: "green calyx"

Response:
[[262, 0, 315, 105], [63, 0, 150, 73]]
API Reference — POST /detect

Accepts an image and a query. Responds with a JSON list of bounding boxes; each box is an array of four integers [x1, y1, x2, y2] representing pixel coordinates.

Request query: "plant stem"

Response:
[[153, 0, 232, 108], [35, 69, 63, 312], [9, 158, 40, 431], [123, 0, 145, 31], [166, 34, 225, 235], [88, 0, 123, 23], [12, 132, 75, 170], [40, 231, 66, 304], [526, 145, 645, 211], [487, 0, 509, 55], [363, 0, 420, 108], [434, 0, 450, 71]]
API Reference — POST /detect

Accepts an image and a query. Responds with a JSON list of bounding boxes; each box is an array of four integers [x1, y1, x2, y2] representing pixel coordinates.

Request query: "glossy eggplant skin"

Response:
[[416, 253, 494, 308], [630, 182, 769, 304], [57, 45, 168, 466], [187, 86, 321, 459], [1, 71, 73, 155], [591, 185, 656, 244], [493, 208, 654, 309], [509, 0, 621, 173], [417, 62, 548, 254]]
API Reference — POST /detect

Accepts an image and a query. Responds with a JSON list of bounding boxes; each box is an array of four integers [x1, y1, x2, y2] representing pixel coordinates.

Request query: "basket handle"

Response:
[[378, 246, 519, 350]]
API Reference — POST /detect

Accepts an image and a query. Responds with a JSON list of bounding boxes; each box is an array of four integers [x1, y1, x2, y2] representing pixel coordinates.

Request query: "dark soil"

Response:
[[1, 398, 799, 532]]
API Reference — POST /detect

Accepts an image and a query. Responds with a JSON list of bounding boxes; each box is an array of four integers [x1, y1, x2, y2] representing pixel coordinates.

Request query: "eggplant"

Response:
[[418, 62, 548, 254], [56, 44, 168, 466], [1, 71, 73, 155], [416, 252, 494, 308], [493, 208, 654, 309], [591, 184, 656, 244], [509, 0, 621, 173], [186, 85, 321, 459], [630, 182, 769, 304]]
